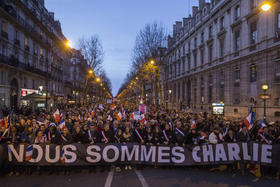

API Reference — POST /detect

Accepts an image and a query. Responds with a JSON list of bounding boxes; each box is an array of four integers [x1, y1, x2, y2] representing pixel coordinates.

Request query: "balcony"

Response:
[[1, 31, 8, 40], [25, 45, 30, 52], [0, 54, 47, 77], [14, 39, 20, 46]]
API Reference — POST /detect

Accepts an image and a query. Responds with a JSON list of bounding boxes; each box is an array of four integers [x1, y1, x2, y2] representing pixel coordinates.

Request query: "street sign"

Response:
[[258, 94, 271, 100]]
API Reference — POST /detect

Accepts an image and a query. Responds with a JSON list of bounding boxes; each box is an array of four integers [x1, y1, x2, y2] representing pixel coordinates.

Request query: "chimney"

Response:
[[49, 12, 54, 20], [199, 0, 205, 10]]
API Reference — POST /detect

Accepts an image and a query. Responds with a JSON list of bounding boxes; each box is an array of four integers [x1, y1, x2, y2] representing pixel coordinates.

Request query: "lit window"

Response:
[[250, 64, 257, 82], [235, 5, 241, 19], [250, 22, 258, 44]]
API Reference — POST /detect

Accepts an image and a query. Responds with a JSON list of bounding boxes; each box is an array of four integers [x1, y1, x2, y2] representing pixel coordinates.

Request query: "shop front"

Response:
[[212, 102, 225, 116]]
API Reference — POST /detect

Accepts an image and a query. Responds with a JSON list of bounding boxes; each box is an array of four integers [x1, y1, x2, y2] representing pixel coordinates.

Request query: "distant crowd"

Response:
[[0, 103, 280, 178]]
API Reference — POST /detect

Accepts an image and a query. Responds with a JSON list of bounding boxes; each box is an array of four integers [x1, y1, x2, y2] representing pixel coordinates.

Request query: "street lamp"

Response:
[[66, 40, 73, 48], [150, 60, 155, 65], [136, 77, 139, 80], [262, 83, 269, 122], [88, 69, 93, 75], [261, 2, 272, 12], [96, 77, 100, 83], [168, 89, 172, 94]]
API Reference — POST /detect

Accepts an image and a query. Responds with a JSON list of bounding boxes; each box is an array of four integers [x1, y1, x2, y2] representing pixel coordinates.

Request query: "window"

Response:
[[276, 62, 280, 76], [193, 51, 197, 68], [234, 67, 240, 80], [220, 16, 225, 30], [32, 79, 35, 89], [200, 77, 204, 104], [15, 30, 19, 40], [200, 48, 204, 65], [250, 22, 258, 44], [40, 48, 43, 56], [208, 44, 213, 62], [182, 58, 185, 73], [234, 30, 240, 51], [209, 25, 213, 38], [220, 38, 225, 57], [1, 21, 7, 32], [187, 54, 191, 70], [250, 64, 257, 82], [201, 32, 204, 43], [208, 75, 213, 103], [0, 71, 5, 84], [24, 37, 28, 47], [235, 5, 241, 19]]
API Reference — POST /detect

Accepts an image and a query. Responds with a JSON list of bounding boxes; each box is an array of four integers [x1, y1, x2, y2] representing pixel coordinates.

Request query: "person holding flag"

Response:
[[46, 123, 60, 144]]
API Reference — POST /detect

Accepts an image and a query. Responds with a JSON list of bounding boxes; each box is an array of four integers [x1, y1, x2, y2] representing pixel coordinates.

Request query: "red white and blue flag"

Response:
[[260, 120, 266, 129], [191, 119, 196, 129], [259, 133, 271, 144], [53, 109, 60, 122], [59, 118, 66, 129], [162, 130, 169, 141], [25, 145, 33, 161], [244, 106, 254, 130], [60, 147, 66, 164], [101, 131, 108, 142], [88, 130, 94, 143], [175, 128, 185, 136], [135, 129, 144, 142]]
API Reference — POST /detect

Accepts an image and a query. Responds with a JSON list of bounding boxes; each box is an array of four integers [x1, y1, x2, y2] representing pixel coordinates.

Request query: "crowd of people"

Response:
[[0, 103, 280, 179]]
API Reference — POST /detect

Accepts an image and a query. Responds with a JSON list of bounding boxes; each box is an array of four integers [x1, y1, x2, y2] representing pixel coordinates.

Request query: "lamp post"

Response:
[[262, 83, 269, 122], [168, 89, 172, 109]]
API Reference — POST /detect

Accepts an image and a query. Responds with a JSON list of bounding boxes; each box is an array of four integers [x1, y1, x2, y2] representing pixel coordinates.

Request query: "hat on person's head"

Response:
[[49, 123, 56, 127]]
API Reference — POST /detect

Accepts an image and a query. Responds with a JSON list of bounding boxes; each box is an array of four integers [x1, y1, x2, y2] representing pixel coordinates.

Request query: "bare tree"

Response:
[[98, 70, 112, 93], [132, 22, 167, 67], [79, 35, 104, 73]]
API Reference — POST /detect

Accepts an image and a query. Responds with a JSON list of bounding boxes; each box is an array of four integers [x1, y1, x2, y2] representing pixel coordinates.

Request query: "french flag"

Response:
[[140, 114, 146, 124], [260, 120, 266, 129], [60, 148, 66, 164], [25, 145, 33, 161], [244, 106, 254, 130], [191, 119, 196, 129], [59, 118, 65, 129], [53, 109, 60, 122], [116, 112, 122, 121]]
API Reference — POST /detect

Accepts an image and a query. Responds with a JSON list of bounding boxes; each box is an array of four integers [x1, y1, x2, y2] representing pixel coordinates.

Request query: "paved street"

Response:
[[0, 167, 279, 187]]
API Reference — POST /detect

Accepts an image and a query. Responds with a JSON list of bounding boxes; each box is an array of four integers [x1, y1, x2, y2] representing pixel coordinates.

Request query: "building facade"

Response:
[[69, 49, 89, 104], [0, 0, 72, 109], [162, 0, 280, 120]]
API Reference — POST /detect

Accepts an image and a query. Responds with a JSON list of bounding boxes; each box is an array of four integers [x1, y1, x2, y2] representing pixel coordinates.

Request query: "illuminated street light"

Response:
[[150, 60, 155, 65], [261, 2, 272, 12], [96, 77, 101, 82], [100, 83, 103, 87], [66, 40, 73, 48], [168, 89, 172, 94], [88, 69, 93, 75], [262, 83, 268, 92], [136, 77, 139, 80], [38, 86, 43, 92]]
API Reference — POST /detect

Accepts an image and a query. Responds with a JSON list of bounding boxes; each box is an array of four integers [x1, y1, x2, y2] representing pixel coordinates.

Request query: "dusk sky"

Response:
[[45, 0, 198, 96]]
